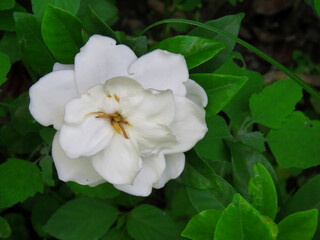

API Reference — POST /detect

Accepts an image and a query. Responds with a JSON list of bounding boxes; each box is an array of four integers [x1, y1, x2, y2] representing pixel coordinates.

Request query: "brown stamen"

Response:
[[114, 94, 120, 103], [118, 123, 129, 139], [111, 120, 122, 134]]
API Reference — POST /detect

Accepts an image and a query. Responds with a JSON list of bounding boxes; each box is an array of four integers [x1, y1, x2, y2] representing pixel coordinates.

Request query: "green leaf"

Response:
[[40, 156, 55, 186], [77, 3, 118, 40], [127, 204, 179, 240], [9, 93, 41, 135], [0, 0, 15, 10], [151, 35, 225, 69], [88, 0, 118, 26], [180, 150, 219, 190], [277, 209, 318, 240], [4, 214, 29, 240], [0, 4, 25, 32], [39, 127, 56, 145], [187, 176, 237, 211], [181, 209, 222, 240], [42, 5, 83, 63], [237, 131, 266, 152], [249, 79, 303, 128], [215, 52, 264, 120], [120, 35, 148, 57], [0, 52, 10, 86], [191, 73, 247, 117], [101, 228, 133, 240], [315, 0, 320, 17], [195, 115, 231, 163], [0, 158, 44, 208], [67, 182, 120, 199], [14, 12, 55, 75], [0, 32, 22, 63], [248, 163, 277, 220], [44, 197, 118, 240], [0, 216, 11, 239], [31, 0, 82, 19], [267, 111, 320, 168], [168, 187, 197, 217], [227, 142, 278, 199], [214, 194, 276, 240], [31, 195, 61, 237], [189, 13, 244, 71]]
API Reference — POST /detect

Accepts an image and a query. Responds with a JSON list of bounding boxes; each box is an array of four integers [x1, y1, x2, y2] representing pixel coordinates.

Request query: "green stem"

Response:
[[139, 18, 320, 101]]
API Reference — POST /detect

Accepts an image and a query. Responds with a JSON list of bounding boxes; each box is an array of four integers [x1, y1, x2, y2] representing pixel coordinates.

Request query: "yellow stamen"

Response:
[[111, 120, 122, 134], [118, 123, 129, 139], [114, 94, 120, 103]]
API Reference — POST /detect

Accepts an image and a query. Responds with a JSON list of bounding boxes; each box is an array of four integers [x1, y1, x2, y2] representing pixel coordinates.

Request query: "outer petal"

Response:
[[164, 96, 207, 154], [153, 153, 185, 189], [75, 35, 137, 94], [91, 134, 142, 185], [128, 50, 188, 96], [29, 70, 78, 130], [60, 115, 114, 159], [53, 62, 74, 71], [114, 153, 166, 196], [184, 79, 208, 107], [52, 132, 104, 186]]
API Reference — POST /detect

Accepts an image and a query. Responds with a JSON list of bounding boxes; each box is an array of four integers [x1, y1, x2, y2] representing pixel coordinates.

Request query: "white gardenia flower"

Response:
[[29, 35, 208, 196]]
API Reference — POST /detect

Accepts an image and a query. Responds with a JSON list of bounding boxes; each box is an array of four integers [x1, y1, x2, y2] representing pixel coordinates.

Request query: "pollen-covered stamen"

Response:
[[92, 111, 130, 139]]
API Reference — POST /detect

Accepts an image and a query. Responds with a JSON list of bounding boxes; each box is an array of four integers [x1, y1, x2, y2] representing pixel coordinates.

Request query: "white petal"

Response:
[[52, 132, 104, 186], [164, 96, 208, 154], [75, 35, 137, 94], [121, 88, 175, 126], [59, 115, 114, 159], [153, 153, 185, 189], [114, 153, 166, 196], [184, 79, 208, 107], [29, 70, 78, 130], [53, 63, 74, 71], [127, 115, 178, 157], [128, 49, 188, 96], [104, 76, 144, 99], [64, 84, 118, 124], [91, 134, 142, 185]]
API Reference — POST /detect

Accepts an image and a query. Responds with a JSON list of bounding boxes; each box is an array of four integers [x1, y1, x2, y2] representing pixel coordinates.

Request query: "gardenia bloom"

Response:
[[29, 35, 208, 196]]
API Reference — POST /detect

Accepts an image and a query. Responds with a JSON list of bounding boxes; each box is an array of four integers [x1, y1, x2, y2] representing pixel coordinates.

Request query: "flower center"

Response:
[[92, 111, 131, 139]]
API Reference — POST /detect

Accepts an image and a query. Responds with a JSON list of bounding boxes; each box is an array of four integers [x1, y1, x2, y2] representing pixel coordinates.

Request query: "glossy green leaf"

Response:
[[39, 156, 55, 186], [120, 35, 148, 57], [0, 32, 22, 63], [227, 142, 278, 198], [187, 176, 237, 211], [67, 182, 120, 199], [31, 0, 82, 19], [180, 150, 219, 190], [0, 3, 25, 32], [248, 163, 277, 220], [4, 214, 29, 240], [315, 0, 320, 17], [44, 197, 118, 240], [14, 12, 55, 75], [0, 216, 11, 239], [250, 79, 302, 128], [267, 111, 320, 168], [77, 3, 118, 40], [9, 93, 41, 135], [88, 0, 118, 26], [195, 115, 231, 163], [0, 158, 44, 208], [0, 0, 15, 10], [0, 52, 10, 86], [181, 209, 222, 240], [101, 228, 133, 240], [151, 35, 225, 69], [191, 73, 247, 117], [237, 131, 266, 152], [277, 209, 318, 240], [42, 5, 83, 63], [127, 204, 179, 240], [215, 52, 264, 120], [31, 195, 61, 237], [169, 187, 197, 217], [189, 13, 244, 71], [214, 194, 276, 240]]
